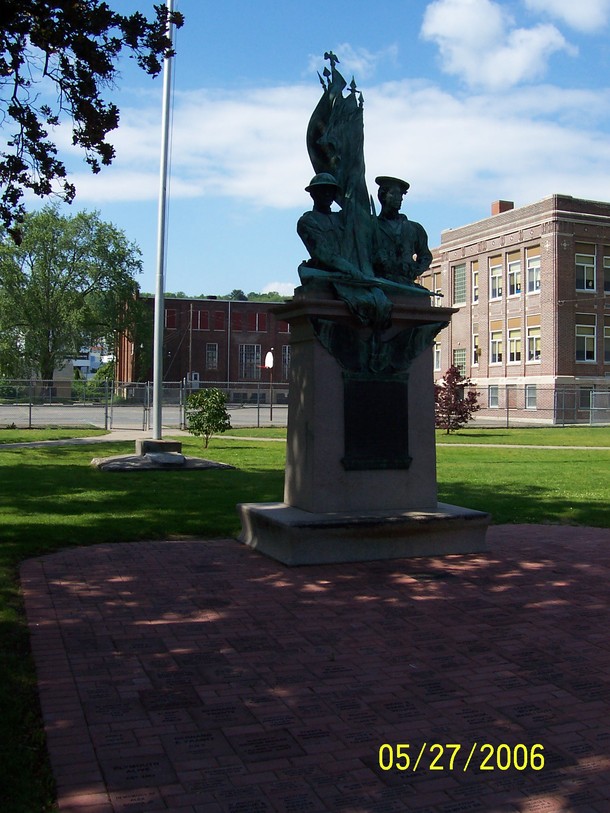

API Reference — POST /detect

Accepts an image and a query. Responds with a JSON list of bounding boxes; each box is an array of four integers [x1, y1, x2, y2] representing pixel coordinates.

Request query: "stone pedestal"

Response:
[[238, 287, 490, 565]]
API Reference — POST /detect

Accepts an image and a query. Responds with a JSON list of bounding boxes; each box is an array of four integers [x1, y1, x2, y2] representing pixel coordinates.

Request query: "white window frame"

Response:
[[488, 385, 499, 408], [433, 342, 441, 372], [490, 330, 503, 364], [471, 266, 479, 303], [472, 333, 479, 366], [508, 328, 521, 363], [452, 348, 466, 376], [575, 322, 596, 362], [508, 259, 522, 296], [525, 384, 537, 410], [239, 343, 262, 379], [490, 260, 503, 300], [527, 326, 541, 362], [576, 253, 596, 292], [527, 254, 541, 293]]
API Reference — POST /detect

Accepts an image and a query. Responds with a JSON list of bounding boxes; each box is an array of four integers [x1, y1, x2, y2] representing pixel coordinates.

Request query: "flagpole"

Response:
[[152, 0, 175, 440]]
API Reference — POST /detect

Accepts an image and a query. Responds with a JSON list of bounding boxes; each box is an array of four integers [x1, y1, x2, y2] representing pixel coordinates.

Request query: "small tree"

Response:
[[185, 388, 231, 448], [434, 365, 480, 433]]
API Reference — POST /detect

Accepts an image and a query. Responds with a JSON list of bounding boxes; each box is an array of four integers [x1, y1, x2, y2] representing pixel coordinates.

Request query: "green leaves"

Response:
[[0, 1, 184, 236], [185, 389, 232, 448], [0, 204, 141, 379]]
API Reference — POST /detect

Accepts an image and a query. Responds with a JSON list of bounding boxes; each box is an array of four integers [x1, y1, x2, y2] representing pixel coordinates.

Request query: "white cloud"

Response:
[[306, 44, 399, 82], [262, 281, 295, 296], [523, 0, 610, 33], [421, 0, 575, 89], [364, 80, 610, 207], [65, 68, 610, 237]]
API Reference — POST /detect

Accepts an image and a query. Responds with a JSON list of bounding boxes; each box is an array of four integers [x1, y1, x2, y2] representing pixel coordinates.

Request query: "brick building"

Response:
[[117, 295, 291, 401], [419, 195, 610, 424]]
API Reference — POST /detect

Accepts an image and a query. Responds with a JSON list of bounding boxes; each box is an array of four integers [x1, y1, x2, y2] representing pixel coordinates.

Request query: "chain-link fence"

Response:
[[466, 384, 610, 427], [0, 379, 290, 430], [1, 379, 608, 430]]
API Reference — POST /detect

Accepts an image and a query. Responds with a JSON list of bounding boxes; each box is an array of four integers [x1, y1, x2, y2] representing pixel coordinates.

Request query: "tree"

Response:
[[185, 388, 232, 448], [0, 1, 184, 239], [434, 365, 480, 433], [225, 289, 248, 301], [245, 291, 288, 302], [0, 204, 142, 380]]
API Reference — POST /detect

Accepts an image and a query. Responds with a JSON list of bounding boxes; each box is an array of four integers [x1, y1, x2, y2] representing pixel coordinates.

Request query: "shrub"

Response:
[[185, 388, 232, 447]]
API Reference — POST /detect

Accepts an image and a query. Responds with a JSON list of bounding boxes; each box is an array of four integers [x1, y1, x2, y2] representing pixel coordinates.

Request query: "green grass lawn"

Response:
[[0, 427, 107, 444], [1, 426, 609, 811], [435, 425, 610, 446]]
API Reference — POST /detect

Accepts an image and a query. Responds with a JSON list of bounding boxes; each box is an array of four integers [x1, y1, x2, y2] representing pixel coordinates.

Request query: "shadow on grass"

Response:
[[17, 525, 610, 813], [439, 480, 609, 527], [0, 461, 285, 552]]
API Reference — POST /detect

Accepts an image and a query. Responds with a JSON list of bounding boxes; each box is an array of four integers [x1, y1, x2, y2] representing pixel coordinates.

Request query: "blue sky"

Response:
[[48, 0, 610, 296]]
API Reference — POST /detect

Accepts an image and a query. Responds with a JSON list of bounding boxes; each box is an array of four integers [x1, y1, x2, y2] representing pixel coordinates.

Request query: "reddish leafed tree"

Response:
[[434, 365, 480, 433]]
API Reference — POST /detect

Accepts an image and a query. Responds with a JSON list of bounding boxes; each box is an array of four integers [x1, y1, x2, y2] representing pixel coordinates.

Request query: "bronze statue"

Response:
[[296, 52, 443, 375], [297, 173, 368, 281], [298, 172, 392, 329], [374, 176, 432, 284]]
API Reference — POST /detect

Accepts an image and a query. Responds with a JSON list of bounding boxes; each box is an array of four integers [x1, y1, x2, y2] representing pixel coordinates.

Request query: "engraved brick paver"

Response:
[[20, 525, 610, 811]]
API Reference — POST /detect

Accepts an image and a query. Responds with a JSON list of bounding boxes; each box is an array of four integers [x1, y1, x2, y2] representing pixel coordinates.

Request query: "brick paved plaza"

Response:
[[21, 525, 610, 812]]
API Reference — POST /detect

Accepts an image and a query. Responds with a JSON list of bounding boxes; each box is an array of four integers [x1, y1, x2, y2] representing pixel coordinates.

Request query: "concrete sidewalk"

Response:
[[20, 524, 610, 812]]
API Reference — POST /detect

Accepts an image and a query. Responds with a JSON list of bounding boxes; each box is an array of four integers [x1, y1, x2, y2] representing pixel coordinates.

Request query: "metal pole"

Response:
[[269, 366, 273, 423], [152, 0, 175, 440]]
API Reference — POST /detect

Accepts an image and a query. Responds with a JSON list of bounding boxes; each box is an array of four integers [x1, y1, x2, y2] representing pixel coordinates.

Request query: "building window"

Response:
[[472, 333, 479, 366], [525, 384, 537, 410], [489, 257, 502, 299], [239, 343, 261, 379], [526, 248, 541, 293], [603, 255, 610, 293], [191, 309, 209, 331], [508, 328, 522, 362], [164, 309, 177, 329], [490, 330, 503, 364], [213, 310, 225, 331], [247, 312, 267, 332], [205, 343, 218, 370], [452, 263, 466, 305], [282, 345, 291, 380], [575, 246, 596, 291], [575, 317, 596, 362], [452, 348, 466, 375], [579, 387, 593, 410], [278, 320, 290, 333], [605, 321, 610, 363], [434, 342, 441, 371], [576, 255, 596, 290], [433, 271, 443, 305], [231, 311, 243, 331], [471, 262, 479, 303], [507, 255, 522, 296], [527, 321, 541, 362], [488, 385, 499, 408]]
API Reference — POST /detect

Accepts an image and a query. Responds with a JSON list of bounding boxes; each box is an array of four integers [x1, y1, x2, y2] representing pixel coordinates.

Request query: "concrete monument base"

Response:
[[238, 502, 491, 566], [237, 288, 491, 565]]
